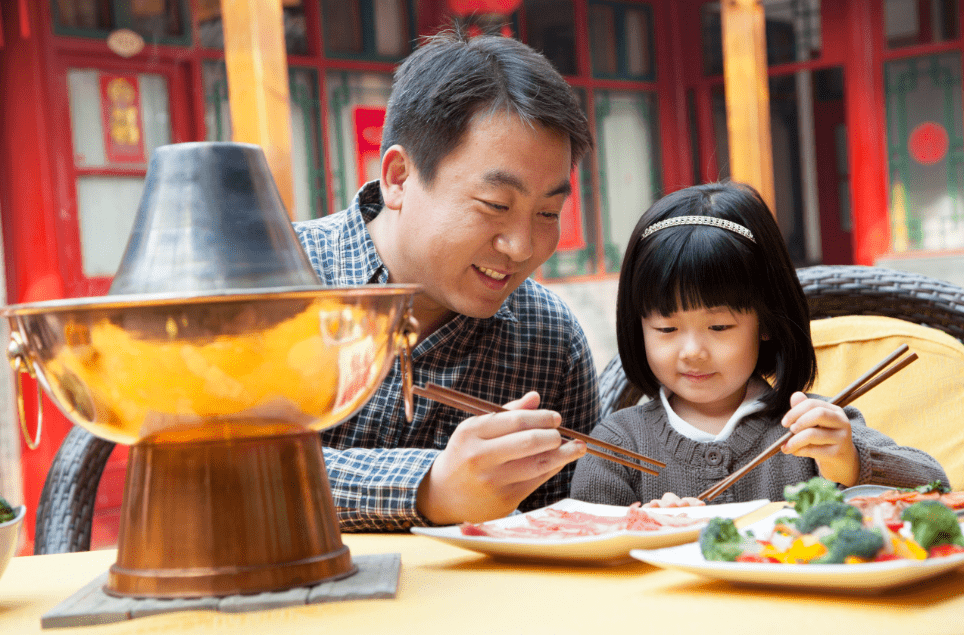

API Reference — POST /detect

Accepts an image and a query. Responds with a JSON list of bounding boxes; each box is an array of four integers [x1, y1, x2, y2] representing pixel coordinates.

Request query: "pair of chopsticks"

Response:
[[697, 344, 918, 502], [412, 382, 666, 476]]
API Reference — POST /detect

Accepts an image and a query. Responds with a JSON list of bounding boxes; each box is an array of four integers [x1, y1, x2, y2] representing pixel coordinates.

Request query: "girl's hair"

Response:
[[616, 181, 816, 418]]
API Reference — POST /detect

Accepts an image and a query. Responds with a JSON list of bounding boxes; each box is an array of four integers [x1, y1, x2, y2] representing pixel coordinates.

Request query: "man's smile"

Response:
[[474, 265, 509, 281]]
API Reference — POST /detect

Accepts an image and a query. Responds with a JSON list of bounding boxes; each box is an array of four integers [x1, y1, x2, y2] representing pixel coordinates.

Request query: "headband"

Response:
[[640, 215, 756, 243]]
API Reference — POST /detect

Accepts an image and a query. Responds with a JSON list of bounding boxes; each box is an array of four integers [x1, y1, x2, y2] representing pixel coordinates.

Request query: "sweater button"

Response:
[[705, 448, 723, 465]]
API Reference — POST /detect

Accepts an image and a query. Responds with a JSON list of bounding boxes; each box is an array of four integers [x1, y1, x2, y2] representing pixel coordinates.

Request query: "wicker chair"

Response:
[[599, 264, 964, 421], [33, 426, 115, 554]]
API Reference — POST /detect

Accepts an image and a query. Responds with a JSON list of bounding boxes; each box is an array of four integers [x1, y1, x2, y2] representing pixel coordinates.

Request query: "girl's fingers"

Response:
[[782, 425, 848, 454], [781, 392, 811, 427], [788, 409, 848, 434], [642, 492, 706, 508], [782, 396, 848, 434]]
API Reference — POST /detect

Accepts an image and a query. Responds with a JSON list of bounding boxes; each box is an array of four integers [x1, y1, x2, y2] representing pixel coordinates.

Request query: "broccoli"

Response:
[[699, 517, 757, 562], [783, 476, 843, 515], [911, 481, 951, 495], [0, 496, 14, 524], [815, 527, 884, 564], [901, 500, 964, 550], [796, 501, 863, 534]]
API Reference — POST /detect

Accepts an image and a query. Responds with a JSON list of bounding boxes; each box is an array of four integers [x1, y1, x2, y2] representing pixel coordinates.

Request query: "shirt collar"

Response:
[[343, 180, 390, 285]]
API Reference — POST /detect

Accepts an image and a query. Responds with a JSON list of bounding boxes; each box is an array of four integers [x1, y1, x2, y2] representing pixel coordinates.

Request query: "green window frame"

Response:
[[50, 0, 193, 47], [321, 0, 417, 62], [588, 0, 656, 82]]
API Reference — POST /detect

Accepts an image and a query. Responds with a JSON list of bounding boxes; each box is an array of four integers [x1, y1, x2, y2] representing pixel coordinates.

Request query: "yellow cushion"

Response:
[[810, 315, 964, 490]]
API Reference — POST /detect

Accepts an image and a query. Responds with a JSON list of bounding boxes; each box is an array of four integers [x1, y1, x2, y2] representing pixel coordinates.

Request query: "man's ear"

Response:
[[380, 145, 411, 211]]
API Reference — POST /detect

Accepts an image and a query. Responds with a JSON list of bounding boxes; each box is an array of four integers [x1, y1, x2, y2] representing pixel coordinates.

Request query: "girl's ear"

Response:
[[380, 144, 412, 211], [761, 331, 771, 341]]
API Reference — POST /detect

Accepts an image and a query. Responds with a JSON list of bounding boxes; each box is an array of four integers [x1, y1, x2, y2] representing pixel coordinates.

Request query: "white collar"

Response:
[[659, 377, 768, 442]]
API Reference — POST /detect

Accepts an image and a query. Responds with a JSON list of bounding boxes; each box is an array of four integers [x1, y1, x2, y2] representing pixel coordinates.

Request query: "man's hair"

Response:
[[615, 181, 817, 419], [381, 31, 592, 185]]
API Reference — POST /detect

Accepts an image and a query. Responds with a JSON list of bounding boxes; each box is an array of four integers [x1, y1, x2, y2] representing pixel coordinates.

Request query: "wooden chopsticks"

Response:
[[697, 344, 918, 502], [413, 382, 666, 476]]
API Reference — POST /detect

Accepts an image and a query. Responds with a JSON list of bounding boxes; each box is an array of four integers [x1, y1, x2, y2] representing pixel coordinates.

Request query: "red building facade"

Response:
[[0, 0, 962, 553]]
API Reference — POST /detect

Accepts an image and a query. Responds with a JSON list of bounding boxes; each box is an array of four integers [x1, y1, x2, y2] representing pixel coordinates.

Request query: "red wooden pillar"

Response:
[[656, 0, 692, 192], [0, 0, 74, 554], [844, 0, 890, 265]]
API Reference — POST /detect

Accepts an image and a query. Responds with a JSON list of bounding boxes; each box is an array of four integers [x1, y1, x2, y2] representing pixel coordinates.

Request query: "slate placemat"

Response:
[[41, 552, 401, 629]]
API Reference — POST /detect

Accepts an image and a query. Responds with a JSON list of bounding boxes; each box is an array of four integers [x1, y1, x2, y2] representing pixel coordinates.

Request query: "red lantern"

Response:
[[447, 0, 523, 17], [909, 122, 949, 166]]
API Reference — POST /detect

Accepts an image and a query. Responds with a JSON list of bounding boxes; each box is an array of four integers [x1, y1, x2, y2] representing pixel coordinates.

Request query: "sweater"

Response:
[[570, 396, 950, 506]]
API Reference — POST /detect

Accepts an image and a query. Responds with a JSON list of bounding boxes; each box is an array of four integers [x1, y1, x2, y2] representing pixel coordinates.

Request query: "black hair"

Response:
[[380, 30, 592, 186], [615, 181, 816, 418]]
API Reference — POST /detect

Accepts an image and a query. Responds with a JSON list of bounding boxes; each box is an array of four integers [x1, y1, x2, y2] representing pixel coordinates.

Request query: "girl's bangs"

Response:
[[632, 231, 758, 317]]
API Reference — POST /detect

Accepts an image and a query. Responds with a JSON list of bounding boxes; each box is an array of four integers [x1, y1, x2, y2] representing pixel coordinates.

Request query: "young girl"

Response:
[[570, 182, 949, 508]]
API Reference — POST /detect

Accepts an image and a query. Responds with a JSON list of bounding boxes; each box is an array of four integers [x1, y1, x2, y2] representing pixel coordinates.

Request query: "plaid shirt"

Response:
[[293, 181, 600, 531]]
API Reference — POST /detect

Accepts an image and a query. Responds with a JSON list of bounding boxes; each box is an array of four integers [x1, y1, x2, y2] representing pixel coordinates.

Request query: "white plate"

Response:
[[841, 484, 893, 501], [630, 510, 964, 592], [411, 498, 770, 565]]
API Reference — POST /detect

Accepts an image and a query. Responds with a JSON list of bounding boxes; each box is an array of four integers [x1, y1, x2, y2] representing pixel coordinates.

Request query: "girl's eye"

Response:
[[709, 325, 733, 332], [539, 210, 561, 220], [655, 326, 676, 334]]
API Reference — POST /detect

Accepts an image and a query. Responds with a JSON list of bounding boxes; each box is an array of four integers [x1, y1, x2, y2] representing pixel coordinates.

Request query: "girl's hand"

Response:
[[643, 492, 706, 508], [780, 391, 859, 486]]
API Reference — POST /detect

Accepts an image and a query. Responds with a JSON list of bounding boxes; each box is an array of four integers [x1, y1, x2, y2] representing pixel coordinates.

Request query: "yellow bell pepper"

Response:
[[890, 532, 928, 560], [760, 535, 827, 564]]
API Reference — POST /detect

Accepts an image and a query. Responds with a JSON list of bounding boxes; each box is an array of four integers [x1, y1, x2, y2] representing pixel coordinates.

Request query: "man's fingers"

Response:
[[503, 390, 542, 411], [463, 408, 562, 440], [495, 439, 586, 485]]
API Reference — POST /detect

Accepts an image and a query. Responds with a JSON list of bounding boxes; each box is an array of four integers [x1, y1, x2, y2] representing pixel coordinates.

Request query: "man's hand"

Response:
[[781, 391, 860, 486], [416, 391, 586, 525]]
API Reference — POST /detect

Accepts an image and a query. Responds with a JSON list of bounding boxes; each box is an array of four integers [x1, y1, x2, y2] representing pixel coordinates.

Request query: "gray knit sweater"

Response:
[[570, 397, 950, 506]]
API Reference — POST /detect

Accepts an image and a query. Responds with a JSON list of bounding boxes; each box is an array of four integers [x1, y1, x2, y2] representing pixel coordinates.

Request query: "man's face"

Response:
[[378, 111, 573, 330]]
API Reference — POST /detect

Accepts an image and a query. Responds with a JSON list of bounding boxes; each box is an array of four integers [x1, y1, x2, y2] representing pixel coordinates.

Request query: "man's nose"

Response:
[[494, 220, 534, 262]]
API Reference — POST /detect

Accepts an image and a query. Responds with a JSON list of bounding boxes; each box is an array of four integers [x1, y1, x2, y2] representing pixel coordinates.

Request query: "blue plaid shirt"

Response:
[[293, 181, 600, 531]]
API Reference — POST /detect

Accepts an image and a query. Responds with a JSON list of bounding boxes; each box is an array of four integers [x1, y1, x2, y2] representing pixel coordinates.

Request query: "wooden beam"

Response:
[[221, 0, 295, 218], [721, 0, 776, 215]]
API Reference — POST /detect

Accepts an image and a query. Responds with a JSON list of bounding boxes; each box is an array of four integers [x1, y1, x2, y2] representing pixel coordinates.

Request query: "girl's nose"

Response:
[[679, 334, 708, 360]]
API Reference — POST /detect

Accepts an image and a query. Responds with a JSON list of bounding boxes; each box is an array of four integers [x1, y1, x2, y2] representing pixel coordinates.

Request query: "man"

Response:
[[294, 31, 598, 531]]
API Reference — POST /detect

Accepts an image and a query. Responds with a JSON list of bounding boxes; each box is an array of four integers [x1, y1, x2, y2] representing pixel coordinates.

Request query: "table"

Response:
[[2, 521, 964, 634]]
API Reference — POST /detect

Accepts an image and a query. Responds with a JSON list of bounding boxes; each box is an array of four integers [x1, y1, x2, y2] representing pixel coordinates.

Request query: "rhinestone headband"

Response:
[[640, 215, 755, 243]]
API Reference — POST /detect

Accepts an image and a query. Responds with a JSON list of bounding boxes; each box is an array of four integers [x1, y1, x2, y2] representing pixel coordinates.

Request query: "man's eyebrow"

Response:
[[546, 179, 572, 198], [482, 170, 572, 198]]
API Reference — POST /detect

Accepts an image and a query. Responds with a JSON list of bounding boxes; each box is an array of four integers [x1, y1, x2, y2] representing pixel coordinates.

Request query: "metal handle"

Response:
[[397, 312, 419, 422], [7, 332, 42, 450]]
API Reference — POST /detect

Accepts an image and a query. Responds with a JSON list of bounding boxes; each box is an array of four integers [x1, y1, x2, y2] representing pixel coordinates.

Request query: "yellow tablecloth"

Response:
[[2, 519, 964, 634]]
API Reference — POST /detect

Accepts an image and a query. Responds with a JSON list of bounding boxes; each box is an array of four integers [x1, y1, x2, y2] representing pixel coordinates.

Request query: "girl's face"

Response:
[[641, 305, 761, 424]]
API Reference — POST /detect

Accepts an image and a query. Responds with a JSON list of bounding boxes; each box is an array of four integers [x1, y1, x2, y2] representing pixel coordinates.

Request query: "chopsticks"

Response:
[[697, 344, 918, 502], [413, 382, 666, 476]]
